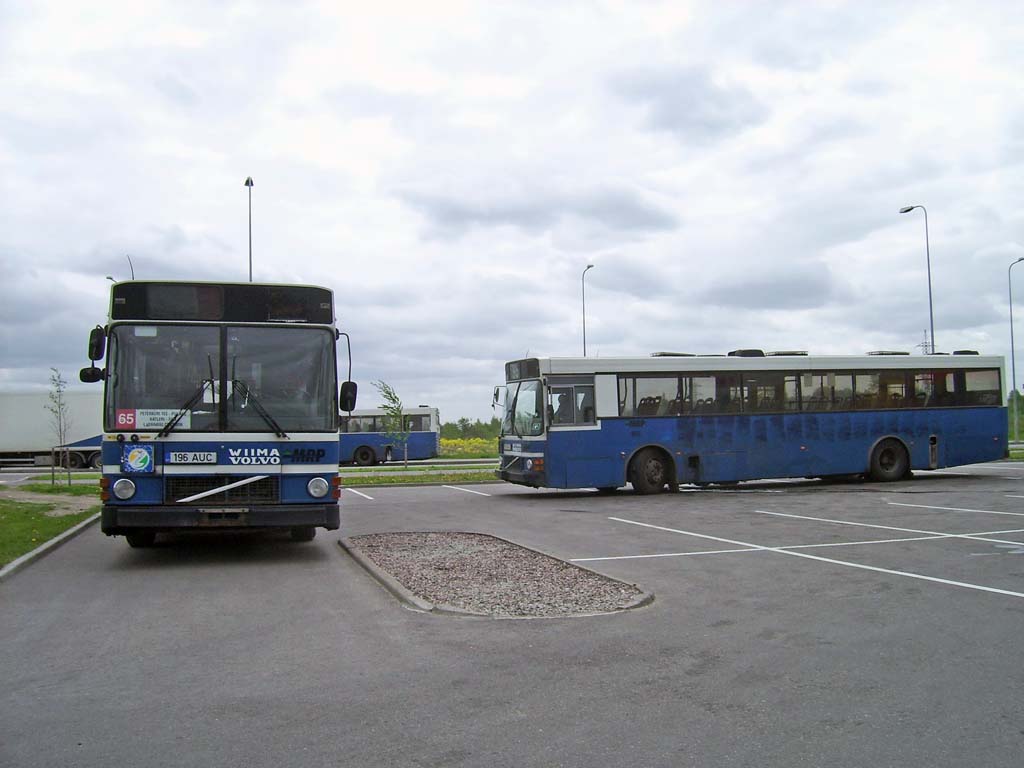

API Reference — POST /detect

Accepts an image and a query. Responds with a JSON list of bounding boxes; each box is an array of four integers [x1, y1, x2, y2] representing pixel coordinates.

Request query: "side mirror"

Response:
[[339, 381, 358, 412], [79, 366, 104, 383], [88, 326, 106, 361]]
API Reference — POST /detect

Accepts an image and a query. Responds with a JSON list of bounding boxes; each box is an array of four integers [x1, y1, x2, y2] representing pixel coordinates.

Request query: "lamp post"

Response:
[[899, 205, 934, 353], [125, 254, 135, 280], [582, 264, 595, 356], [1009, 257, 1024, 442], [244, 176, 254, 282]]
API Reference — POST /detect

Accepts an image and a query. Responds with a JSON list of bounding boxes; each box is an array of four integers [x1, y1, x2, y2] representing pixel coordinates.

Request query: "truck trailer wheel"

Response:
[[89, 452, 103, 469]]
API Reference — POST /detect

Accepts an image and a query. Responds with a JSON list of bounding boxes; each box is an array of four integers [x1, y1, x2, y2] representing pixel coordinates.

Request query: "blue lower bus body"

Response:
[[99, 437, 340, 535], [339, 431, 440, 464], [497, 408, 1008, 489]]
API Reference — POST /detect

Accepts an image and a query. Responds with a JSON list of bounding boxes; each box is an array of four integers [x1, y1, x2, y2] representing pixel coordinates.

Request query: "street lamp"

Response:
[[582, 264, 595, 356], [899, 205, 934, 353], [1009, 257, 1024, 442], [244, 176, 254, 282]]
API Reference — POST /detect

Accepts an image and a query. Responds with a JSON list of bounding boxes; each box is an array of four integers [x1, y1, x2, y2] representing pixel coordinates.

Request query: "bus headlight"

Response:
[[307, 477, 330, 498], [112, 478, 136, 500]]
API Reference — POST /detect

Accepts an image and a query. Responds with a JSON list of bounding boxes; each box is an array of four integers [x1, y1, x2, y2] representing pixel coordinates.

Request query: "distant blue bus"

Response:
[[339, 407, 440, 465], [494, 351, 1008, 493]]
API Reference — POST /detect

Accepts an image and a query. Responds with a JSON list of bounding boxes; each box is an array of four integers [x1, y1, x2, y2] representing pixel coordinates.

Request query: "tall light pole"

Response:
[[582, 264, 595, 356], [244, 176, 254, 282], [1009, 257, 1024, 442], [125, 254, 135, 280], [900, 205, 934, 353]]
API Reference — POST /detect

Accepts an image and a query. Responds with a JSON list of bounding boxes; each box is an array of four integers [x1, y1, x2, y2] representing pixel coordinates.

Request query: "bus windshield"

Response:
[[106, 324, 337, 433], [501, 380, 544, 437]]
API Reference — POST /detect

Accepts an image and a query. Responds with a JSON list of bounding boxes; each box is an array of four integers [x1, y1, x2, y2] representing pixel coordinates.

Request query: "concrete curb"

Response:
[[0, 513, 101, 583], [338, 533, 654, 618]]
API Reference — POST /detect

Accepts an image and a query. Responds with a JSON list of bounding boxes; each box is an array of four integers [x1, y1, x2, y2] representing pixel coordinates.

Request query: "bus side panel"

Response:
[[547, 429, 623, 489], [338, 433, 391, 463], [404, 432, 439, 460], [546, 407, 1007, 489]]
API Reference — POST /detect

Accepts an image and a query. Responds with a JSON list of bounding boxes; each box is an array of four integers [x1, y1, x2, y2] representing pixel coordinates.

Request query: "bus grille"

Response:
[[165, 475, 280, 505]]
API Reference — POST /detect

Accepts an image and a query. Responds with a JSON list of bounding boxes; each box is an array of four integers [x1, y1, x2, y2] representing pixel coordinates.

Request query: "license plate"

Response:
[[166, 451, 217, 464], [508, 442, 522, 453]]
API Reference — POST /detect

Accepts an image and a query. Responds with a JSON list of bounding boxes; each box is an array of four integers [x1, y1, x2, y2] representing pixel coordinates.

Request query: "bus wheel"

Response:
[[869, 439, 909, 482], [630, 449, 669, 495], [354, 447, 376, 466], [290, 526, 316, 542], [125, 531, 156, 548]]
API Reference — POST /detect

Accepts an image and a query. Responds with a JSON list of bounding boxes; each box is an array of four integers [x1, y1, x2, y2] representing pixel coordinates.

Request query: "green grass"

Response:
[[1010, 449, 1024, 461], [341, 470, 498, 487], [0, 499, 98, 567], [14, 483, 101, 497]]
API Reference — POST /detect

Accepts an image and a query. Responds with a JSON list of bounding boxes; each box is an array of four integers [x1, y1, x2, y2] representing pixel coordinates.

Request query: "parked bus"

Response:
[[339, 406, 441, 465], [79, 281, 357, 547], [494, 351, 1007, 494]]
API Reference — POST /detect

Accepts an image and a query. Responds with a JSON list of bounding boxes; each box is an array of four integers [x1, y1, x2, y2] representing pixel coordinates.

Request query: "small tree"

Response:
[[45, 368, 72, 486], [373, 380, 411, 467]]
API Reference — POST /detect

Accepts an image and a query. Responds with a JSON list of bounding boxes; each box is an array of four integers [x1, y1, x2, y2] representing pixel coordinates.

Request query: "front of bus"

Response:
[[89, 282, 342, 546], [495, 359, 548, 488]]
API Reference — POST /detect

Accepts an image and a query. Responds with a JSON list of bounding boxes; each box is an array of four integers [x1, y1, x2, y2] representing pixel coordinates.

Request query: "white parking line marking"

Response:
[[573, 535, 947, 562], [345, 488, 374, 500], [887, 501, 1024, 518], [753, 509, 1024, 546], [608, 517, 1024, 600], [442, 485, 492, 497]]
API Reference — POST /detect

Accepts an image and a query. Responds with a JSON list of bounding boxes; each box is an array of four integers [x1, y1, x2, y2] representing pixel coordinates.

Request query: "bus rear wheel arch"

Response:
[[353, 446, 376, 466], [868, 438, 910, 482], [629, 447, 676, 494]]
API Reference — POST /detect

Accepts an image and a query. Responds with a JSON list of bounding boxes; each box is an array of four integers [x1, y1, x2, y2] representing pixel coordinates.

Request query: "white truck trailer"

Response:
[[0, 391, 104, 468]]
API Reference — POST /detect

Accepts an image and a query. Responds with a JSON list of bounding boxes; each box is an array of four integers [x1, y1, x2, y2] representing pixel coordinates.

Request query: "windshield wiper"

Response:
[[157, 380, 213, 438], [507, 383, 522, 438], [232, 380, 288, 438]]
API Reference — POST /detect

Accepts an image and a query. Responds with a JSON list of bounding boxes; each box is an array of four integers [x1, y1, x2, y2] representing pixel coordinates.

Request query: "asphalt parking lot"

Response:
[[4, 463, 1024, 767]]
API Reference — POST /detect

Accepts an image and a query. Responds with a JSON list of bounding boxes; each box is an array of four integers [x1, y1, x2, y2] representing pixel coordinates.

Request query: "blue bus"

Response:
[[339, 407, 441, 465], [494, 351, 1007, 494], [79, 281, 357, 546]]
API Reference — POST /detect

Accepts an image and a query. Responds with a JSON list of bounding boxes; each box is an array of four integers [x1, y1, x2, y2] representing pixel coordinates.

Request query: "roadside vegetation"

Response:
[[0, 497, 97, 567], [342, 470, 497, 487], [439, 438, 497, 458]]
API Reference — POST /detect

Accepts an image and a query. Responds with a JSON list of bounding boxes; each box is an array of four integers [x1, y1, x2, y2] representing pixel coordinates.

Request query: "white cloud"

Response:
[[1, 1, 1023, 419]]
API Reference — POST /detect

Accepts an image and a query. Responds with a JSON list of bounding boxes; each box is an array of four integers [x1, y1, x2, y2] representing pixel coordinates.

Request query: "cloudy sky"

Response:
[[2, 1, 1022, 421]]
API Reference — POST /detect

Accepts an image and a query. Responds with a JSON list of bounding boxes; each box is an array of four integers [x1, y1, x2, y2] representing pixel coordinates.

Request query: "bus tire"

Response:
[[125, 531, 156, 548], [354, 447, 376, 466], [869, 439, 909, 482], [89, 452, 103, 470], [290, 526, 316, 542], [630, 448, 670, 495]]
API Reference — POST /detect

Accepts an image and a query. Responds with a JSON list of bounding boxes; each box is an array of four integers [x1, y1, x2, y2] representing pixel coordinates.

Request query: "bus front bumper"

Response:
[[495, 467, 547, 489], [101, 503, 340, 535]]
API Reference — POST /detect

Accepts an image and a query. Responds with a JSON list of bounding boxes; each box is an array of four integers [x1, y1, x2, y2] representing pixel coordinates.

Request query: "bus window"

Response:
[[743, 372, 797, 412], [834, 374, 854, 410], [880, 371, 908, 408], [576, 386, 596, 424], [550, 387, 575, 424], [618, 377, 634, 416], [692, 376, 716, 413], [635, 377, 677, 416], [965, 369, 1000, 405], [854, 374, 879, 409]]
